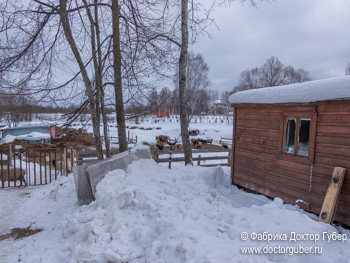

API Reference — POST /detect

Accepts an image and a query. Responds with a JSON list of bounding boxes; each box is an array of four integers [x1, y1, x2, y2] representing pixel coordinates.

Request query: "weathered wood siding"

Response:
[[231, 103, 350, 225], [312, 104, 350, 224]]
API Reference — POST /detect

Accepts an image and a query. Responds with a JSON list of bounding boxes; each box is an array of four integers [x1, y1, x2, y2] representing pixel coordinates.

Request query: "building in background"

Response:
[[208, 100, 229, 115], [1, 123, 56, 144]]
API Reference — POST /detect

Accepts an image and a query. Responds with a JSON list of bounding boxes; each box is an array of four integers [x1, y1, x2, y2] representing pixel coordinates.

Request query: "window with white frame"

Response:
[[283, 118, 311, 156]]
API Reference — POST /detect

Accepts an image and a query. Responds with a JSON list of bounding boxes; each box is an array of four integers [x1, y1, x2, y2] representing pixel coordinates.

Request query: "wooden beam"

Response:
[[319, 167, 346, 224], [157, 155, 230, 163]]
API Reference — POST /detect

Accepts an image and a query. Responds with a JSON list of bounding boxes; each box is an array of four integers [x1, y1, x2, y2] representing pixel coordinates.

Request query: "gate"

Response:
[[0, 147, 76, 188]]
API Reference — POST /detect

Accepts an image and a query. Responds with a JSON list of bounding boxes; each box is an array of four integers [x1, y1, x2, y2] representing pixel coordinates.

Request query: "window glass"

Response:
[[297, 119, 310, 156], [284, 119, 296, 153]]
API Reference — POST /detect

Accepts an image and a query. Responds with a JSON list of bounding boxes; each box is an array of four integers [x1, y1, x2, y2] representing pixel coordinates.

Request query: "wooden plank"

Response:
[[235, 128, 279, 139], [317, 125, 350, 135], [233, 176, 308, 206], [234, 158, 311, 192], [199, 163, 230, 167], [235, 153, 311, 178], [316, 135, 350, 146], [317, 104, 350, 112], [235, 141, 278, 155], [236, 136, 278, 147], [315, 144, 350, 158], [234, 166, 310, 199], [318, 167, 346, 224], [157, 155, 230, 163], [237, 114, 281, 123], [236, 119, 280, 130], [236, 149, 311, 171], [314, 155, 350, 168], [154, 148, 231, 156], [318, 114, 350, 124], [237, 105, 314, 114]]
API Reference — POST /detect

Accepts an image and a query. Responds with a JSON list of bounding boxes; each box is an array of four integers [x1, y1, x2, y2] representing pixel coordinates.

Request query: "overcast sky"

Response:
[[190, 0, 350, 93]]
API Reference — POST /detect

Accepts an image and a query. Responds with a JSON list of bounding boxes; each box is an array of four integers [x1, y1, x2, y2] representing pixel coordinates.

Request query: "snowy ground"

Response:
[[1, 116, 350, 262], [1, 159, 350, 263]]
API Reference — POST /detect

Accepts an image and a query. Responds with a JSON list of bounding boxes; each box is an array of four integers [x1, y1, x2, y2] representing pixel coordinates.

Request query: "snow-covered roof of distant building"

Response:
[[1, 123, 56, 131], [229, 75, 350, 105], [213, 99, 222, 104]]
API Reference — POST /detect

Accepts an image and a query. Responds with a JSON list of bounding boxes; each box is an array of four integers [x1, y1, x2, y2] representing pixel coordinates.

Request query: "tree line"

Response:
[[3, 0, 249, 164], [2, 0, 347, 165]]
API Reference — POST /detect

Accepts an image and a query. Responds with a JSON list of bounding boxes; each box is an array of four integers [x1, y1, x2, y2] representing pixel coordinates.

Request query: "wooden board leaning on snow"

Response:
[[319, 167, 346, 224]]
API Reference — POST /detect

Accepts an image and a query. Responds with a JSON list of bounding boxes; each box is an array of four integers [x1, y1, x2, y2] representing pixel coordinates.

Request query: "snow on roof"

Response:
[[229, 75, 350, 105], [2, 123, 56, 131], [213, 99, 222, 104], [0, 132, 51, 144]]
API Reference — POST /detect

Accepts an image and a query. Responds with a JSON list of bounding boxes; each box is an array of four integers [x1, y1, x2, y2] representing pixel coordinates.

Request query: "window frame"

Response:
[[280, 111, 316, 163]]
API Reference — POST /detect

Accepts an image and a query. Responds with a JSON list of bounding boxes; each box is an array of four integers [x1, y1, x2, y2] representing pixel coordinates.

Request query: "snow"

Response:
[[1, 116, 350, 262], [1, 157, 350, 262], [0, 132, 51, 144], [229, 75, 350, 105]]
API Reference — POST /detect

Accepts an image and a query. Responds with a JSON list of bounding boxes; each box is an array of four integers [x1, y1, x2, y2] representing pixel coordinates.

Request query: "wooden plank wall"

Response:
[[232, 103, 350, 225], [312, 104, 350, 225], [232, 106, 314, 209]]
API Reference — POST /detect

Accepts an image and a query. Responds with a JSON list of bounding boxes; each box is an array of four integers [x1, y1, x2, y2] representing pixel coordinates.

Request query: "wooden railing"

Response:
[[151, 145, 231, 167], [0, 147, 76, 188]]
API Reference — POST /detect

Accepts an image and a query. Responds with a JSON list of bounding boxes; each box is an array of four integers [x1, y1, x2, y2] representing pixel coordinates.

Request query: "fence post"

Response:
[[34, 150, 36, 185], [197, 155, 201, 166], [13, 147, 17, 187], [8, 144, 13, 167], [1, 152, 3, 189], [63, 148, 67, 175], [39, 150, 42, 185]]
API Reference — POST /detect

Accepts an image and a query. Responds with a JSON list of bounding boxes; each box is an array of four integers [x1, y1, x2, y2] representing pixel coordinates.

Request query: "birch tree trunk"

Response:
[[112, 0, 128, 153], [179, 0, 192, 165], [93, 0, 110, 157], [59, 0, 103, 160]]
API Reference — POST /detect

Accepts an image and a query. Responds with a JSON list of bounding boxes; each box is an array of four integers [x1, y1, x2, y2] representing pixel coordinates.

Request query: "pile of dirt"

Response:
[[52, 127, 95, 150], [0, 127, 95, 151]]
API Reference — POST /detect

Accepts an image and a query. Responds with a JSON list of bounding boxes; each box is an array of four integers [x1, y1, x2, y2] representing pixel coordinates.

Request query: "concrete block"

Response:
[[73, 147, 151, 206]]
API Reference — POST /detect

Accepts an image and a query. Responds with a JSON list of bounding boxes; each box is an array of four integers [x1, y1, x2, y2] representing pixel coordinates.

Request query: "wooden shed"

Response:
[[1, 123, 56, 144], [229, 75, 350, 225]]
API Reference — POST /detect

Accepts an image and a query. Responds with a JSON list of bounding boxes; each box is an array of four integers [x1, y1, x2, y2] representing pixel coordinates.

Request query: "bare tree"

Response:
[[238, 67, 260, 89], [147, 88, 159, 113], [159, 87, 172, 112], [1, 0, 178, 155], [59, 0, 104, 159], [174, 52, 210, 119], [178, 0, 192, 165], [233, 55, 311, 93]]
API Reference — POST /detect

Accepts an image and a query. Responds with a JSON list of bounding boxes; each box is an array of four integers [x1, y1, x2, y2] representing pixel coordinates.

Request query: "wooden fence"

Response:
[[0, 147, 76, 188], [151, 145, 231, 167], [76, 148, 125, 165], [101, 131, 137, 145]]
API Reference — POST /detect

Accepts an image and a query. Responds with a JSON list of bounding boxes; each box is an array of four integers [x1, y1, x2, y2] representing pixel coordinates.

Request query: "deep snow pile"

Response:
[[1, 159, 350, 263]]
